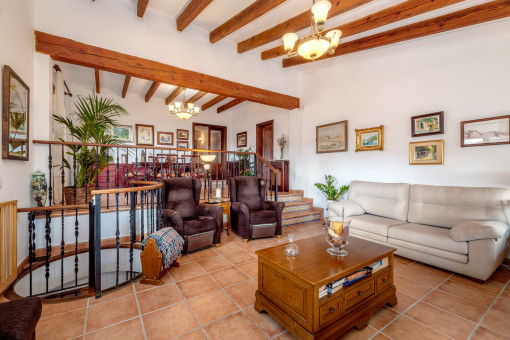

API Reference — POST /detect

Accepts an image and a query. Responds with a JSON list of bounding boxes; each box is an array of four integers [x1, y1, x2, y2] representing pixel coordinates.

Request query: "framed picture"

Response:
[[461, 115, 510, 147], [176, 129, 189, 140], [177, 141, 189, 149], [111, 124, 132, 142], [237, 131, 247, 147], [2, 65, 30, 160], [409, 140, 444, 165], [157, 131, 174, 146], [316, 120, 348, 153], [136, 124, 154, 146], [411, 111, 444, 137], [355, 125, 384, 152]]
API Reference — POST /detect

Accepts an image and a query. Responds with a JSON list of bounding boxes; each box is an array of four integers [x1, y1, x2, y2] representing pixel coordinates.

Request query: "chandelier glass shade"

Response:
[[168, 88, 200, 120], [282, 0, 342, 60]]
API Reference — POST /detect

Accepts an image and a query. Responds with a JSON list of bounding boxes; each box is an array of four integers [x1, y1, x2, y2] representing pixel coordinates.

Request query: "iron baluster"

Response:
[[28, 212, 35, 296], [74, 207, 79, 286], [44, 210, 51, 293], [93, 195, 102, 298], [73, 146, 77, 204], [275, 173, 279, 202], [116, 192, 120, 286], [95, 146, 99, 190], [129, 191, 135, 280], [157, 187, 162, 230], [116, 147, 120, 188], [48, 145, 53, 206], [106, 148, 110, 209], [150, 188, 154, 234], [140, 189, 145, 245], [88, 200, 95, 292]]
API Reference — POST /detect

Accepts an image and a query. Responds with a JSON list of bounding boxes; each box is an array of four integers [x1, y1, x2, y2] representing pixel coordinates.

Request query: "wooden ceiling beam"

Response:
[[185, 91, 207, 104], [210, 0, 287, 44], [282, 0, 510, 68], [177, 0, 214, 32], [238, 0, 371, 54], [94, 69, 100, 93], [262, 0, 462, 60], [202, 95, 227, 111], [137, 0, 150, 18], [35, 31, 299, 109], [217, 98, 245, 114], [122, 75, 131, 98], [144, 81, 161, 102], [165, 87, 184, 105]]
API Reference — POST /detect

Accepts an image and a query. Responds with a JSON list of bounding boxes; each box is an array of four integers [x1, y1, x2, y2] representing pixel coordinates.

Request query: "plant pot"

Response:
[[326, 199, 341, 210], [64, 185, 93, 205]]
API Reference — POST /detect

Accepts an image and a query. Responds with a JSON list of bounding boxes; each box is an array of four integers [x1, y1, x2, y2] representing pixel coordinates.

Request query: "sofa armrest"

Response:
[[162, 209, 184, 235], [261, 200, 285, 214], [328, 200, 365, 218], [449, 220, 509, 242]]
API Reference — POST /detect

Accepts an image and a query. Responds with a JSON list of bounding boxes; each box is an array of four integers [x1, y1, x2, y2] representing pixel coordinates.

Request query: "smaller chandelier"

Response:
[[168, 88, 200, 120], [282, 0, 342, 60]]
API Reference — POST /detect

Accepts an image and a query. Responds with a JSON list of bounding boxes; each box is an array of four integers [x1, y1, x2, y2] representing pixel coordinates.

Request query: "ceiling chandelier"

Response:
[[168, 88, 200, 120], [282, 0, 342, 60]]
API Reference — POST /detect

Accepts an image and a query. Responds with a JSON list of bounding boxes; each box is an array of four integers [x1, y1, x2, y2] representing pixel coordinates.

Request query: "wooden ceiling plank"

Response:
[[202, 95, 227, 111], [145, 81, 161, 102], [122, 75, 131, 98], [210, 0, 287, 44], [137, 0, 150, 18], [165, 87, 184, 105], [177, 0, 214, 32], [94, 69, 100, 93], [35, 31, 300, 109], [238, 0, 371, 53], [262, 0, 463, 60], [282, 0, 510, 68], [185, 91, 207, 104], [217, 98, 245, 114]]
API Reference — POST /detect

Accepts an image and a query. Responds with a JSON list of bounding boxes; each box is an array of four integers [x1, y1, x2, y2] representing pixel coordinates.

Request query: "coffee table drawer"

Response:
[[376, 269, 391, 292], [319, 295, 343, 326], [344, 280, 374, 310]]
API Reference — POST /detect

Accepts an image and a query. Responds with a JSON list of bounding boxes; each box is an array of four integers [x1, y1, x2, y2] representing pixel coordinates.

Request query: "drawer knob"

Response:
[[358, 291, 364, 297], [382, 278, 388, 283], [329, 308, 336, 313]]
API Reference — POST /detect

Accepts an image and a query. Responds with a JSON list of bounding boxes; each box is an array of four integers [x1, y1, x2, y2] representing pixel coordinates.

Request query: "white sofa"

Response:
[[328, 180, 510, 281]]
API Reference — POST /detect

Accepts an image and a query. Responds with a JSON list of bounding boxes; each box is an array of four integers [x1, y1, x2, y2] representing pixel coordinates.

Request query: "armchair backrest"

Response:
[[162, 178, 201, 218], [229, 177, 266, 211]]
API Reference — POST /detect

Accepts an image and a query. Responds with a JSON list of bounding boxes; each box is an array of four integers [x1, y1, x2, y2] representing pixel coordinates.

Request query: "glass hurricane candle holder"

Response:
[[325, 216, 350, 256], [284, 234, 299, 257]]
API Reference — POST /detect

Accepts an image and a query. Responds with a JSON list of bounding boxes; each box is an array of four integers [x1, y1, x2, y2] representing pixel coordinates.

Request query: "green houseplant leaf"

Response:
[[314, 175, 349, 200]]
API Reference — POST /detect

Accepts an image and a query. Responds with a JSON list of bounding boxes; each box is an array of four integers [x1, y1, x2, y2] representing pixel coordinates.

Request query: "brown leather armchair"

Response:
[[162, 178, 223, 253], [229, 177, 285, 243]]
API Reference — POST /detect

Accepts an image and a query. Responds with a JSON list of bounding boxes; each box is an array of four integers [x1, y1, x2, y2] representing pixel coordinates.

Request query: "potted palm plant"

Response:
[[53, 93, 128, 204], [314, 175, 349, 207]]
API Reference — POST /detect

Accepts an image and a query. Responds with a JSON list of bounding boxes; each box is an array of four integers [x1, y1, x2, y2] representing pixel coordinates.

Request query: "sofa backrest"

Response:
[[348, 181, 411, 221], [408, 184, 510, 228]]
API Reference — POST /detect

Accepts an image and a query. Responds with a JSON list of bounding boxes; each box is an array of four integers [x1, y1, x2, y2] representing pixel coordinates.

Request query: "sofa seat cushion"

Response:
[[389, 238, 468, 264], [350, 228, 387, 243], [349, 214, 408, 237], [250, 210, 277, 225], [388, 223, 467, 254], [183, 216, 216, 236]]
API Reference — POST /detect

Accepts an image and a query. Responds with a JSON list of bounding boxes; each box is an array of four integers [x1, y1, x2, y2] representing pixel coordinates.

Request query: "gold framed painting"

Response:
[[409, 140, 444, 165], [316, 120, 348, 153], [355, 125, 384, 152]]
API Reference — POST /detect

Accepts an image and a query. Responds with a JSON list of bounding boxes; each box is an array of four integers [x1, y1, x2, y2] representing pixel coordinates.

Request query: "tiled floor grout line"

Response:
[[467, 279, 510, 340], [133, 282, 148, 340], [240, 308, 271, 340], [82, 297, 89, 340]]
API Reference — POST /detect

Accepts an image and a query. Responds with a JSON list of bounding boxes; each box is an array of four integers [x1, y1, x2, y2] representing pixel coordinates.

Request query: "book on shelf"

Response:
[[343, 269, 369, 287], [326, 284, 343, 294], [319, 290, 328, 298], [326, 277, 345, 289], [366, 257, 389, 273]]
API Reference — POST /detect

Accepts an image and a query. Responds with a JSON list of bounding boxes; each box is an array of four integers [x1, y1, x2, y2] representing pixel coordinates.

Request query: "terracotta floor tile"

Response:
[[472, 326, 510, 340], [143, 302, 198, 340], [449, 274, 505, 295], [169, 261, 207, 282], [393, 256, 414, 266], [405, 301, 476, 339], [237, 260, 259, 278], [339, 325, 377, 340], [226, 250, 256, 265], [216, 242, 242, 255], [393, 276, 433, 300], [36, 308, 86, 340], [438, 280, 497, 307], [368, 307, 399, 330], [406, 262, 452, 279], [173, 328, 207, 339], [198, 255, 233, 272], [501, 285, 510, 299], [396, 266, 448, 287], [86, 294, 139, 332], [388, 291, 417, 313], [41, 298, 88, 318], [89, 284, 134, 305], [190, 247, 220, 261], [371, 333, 391, 340], [244, 307, 285, 338], [224, 279, 258, 308], [202, 311, 267, 340], [136, 283, 183, 314], [482, 310, 510, 337], [382, 315, 450, 340], [85, 317, 144, 340], [188, 290, 239, 325], [488, 272, 510, 284], [273, 331, 297, 339], [176, 274, 220, 299], [209, 266, 250, 288], [492, 297, 510, 316], [179, 254, 195, 264], [424, 290, 488, 323]]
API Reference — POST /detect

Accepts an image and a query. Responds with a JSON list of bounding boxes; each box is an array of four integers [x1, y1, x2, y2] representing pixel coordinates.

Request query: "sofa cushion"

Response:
[[408, 184, 510, 228], [350, 228, 387, 243], [250, 210, 277, 225], [236, 177, 263, 211], [348, 181, 411, 221], [168, 198, 197, 219], [388, 223, 468, 254], [328, 199, 365, 218], [450, 220, 509, 242], [389, 238, 468, 264], [183, 216, 216, 235], [349, 214, 408, 237]]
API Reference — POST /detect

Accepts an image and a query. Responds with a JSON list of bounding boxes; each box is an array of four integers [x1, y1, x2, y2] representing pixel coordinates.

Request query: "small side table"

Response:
[[218, 201, 231, 235]]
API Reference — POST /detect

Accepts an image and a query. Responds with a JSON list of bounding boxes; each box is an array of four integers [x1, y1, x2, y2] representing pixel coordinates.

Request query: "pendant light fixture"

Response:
[[168, 88, 200, 120]]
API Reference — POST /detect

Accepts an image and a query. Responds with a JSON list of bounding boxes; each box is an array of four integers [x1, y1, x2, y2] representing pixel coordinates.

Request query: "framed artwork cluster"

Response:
[[111, 124, 192, 149], [355, 126, 384, 152], [176, 129, 189, 149], [409, 111, 445, 165], [237, 131, 247, 147], [316, 121, 347, 153], [461, 115, 509, 147]]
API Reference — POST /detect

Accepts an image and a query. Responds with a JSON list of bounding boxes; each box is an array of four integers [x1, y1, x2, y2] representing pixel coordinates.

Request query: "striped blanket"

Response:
[[142, 227, 184, 268]]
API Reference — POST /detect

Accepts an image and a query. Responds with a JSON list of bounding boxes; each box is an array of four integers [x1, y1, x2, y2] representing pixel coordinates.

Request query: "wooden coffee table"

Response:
[[255, 236, 397, 340]]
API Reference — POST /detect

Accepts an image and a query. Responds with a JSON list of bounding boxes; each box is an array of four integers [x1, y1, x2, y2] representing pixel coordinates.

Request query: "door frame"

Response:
[[256, 120, 274, 160], [192, 122, 227, 151]]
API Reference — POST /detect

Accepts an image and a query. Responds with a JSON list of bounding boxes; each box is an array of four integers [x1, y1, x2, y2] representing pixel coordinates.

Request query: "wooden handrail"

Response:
[[91, 181, 163, 195], [18, 204, 89, 213]]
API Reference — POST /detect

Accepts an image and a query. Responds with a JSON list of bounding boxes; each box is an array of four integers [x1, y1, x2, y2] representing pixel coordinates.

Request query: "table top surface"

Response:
[[256, 235, 396, 286]]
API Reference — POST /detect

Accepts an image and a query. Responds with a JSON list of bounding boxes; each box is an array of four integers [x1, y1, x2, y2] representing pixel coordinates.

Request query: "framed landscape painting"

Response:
[[177, 141, 189, 149], [237, 131, 247, 147], [355, 125, 384, 152], [177, 129, 189, 140], [112, 125, 132, 142], [316, 120, 348, 153], [157, 131, 174, 146], [411, 111, 444, 137], [409, 140, 444, 165], [461, 115, 510, 147], [136, 124, 154, 146]]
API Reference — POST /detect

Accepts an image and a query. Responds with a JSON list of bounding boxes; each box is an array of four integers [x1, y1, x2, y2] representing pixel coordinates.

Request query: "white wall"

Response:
[[295, 19, 510, 209]]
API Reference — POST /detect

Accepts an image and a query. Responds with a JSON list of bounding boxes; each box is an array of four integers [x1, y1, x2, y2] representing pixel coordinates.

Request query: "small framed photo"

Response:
[[411, 111, 444, 137], [111, 124, 133, 142], [157, 131, 174, 146], [177, 141, 189, 149], [410, 140, 444, 165], [316, 120, 348, 153], [136, 124, 154, 146], [461, 115, 510, 147], [176, 129, 189, 140], [355, 125, 384, 152], [237, 131, 247, 147]]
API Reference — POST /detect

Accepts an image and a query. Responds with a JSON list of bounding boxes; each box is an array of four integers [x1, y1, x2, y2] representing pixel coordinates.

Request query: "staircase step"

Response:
[[282, 207, 322, 226], [278, 193, 302, 203], [283, 201, 312, 213]]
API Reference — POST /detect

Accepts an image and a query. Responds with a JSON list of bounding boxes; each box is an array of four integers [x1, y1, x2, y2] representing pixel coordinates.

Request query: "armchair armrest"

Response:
[[231, 202, 250, 215], [328, 199, 365, 217], [162, 209, 184, 235], [197, 204, 224, 219], [261, 200, 285, 213], [449, 220, 509, 242]]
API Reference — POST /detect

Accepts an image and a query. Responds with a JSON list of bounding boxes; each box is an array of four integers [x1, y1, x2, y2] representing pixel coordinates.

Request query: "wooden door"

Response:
[[257, 120, 274, 161]]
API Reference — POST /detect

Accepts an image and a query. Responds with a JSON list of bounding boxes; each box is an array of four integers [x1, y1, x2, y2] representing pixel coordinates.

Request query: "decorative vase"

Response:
[[30, 170, 47, 207], [284, 234, 299, 257], [280, 146, 284, 160], [325, 216, 350, 256]]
